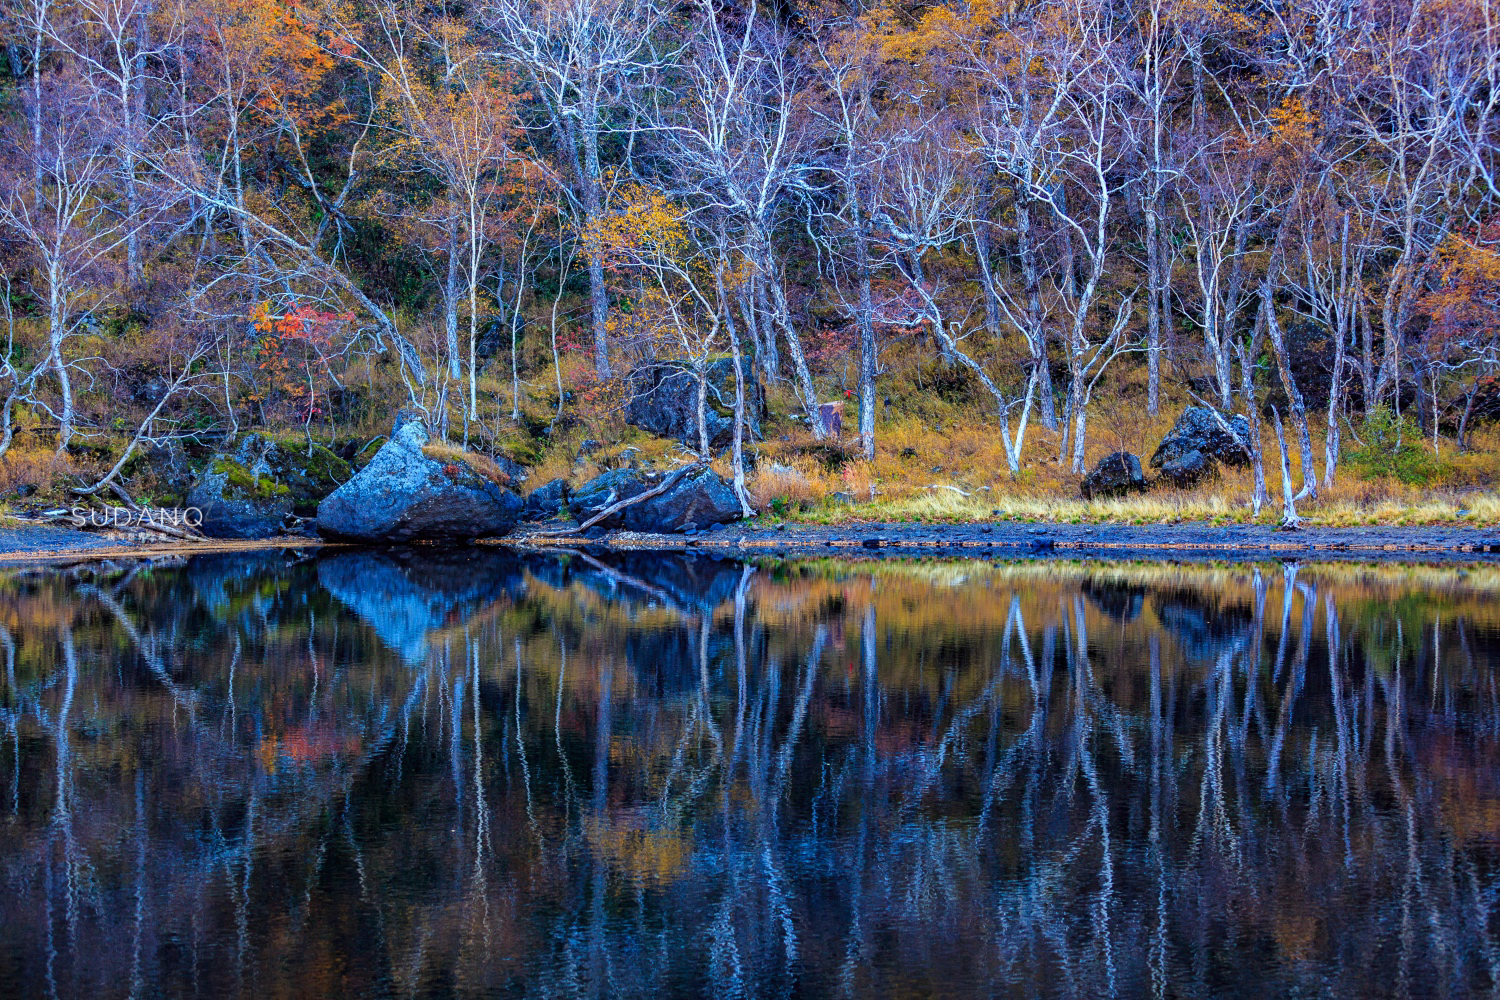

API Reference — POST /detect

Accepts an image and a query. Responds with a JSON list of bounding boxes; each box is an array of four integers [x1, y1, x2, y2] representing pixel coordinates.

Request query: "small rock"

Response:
[[624, 359, 767, 448], [490, 453, 530, 486], [568, 467, 742, 534], [829, 491, 855, 506], [190, 433, 351, 539], [520, 478, 570, 522]]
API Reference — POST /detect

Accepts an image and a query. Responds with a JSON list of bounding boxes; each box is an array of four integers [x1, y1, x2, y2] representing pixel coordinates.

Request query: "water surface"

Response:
[[2, 549, 1499, 999]]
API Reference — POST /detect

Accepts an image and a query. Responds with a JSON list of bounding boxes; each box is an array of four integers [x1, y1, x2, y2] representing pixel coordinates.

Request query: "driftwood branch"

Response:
[[532, 462, 705, 537], [572, 550, 684, 610]]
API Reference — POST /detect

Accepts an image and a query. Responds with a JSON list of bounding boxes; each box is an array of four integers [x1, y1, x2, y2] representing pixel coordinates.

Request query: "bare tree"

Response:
[[0, 73, 139, 450], [480, 0, 667, 379]]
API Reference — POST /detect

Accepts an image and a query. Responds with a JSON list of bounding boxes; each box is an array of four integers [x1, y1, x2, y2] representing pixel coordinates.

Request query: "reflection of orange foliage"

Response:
[[585, 816, 693, 882], [257, 724, 361, 773]]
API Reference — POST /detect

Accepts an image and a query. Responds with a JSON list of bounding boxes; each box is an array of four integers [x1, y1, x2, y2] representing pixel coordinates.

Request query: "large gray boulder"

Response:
[[188, 433, 351, 538], [568, 466, 742, 533], [1080, 451, 1146, 500], [625, 359, 766, 449], [316, 420, 522, 542], [1150, 407, 1252, 469], [567, 468, 652, 529]]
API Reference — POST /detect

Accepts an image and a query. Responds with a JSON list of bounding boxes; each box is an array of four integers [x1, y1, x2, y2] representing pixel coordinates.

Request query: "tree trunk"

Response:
[[974, 220, 1002, 334], [1272, 405, 1300, 528], [1144, 193, 1164, 414], [581, 123, 611, 378], [1235, 334, 1267, 516], [718, 267, 755, 517], [753, 276, 781, 382], [1322, 315, 1347, 489], [855, 226, 877, 460], [444, 226, 462, 383], [1014, 196, 1057, 430], [695, 366, 709, 459], [49, 277, 73, 452], [763, 253, 823, 438], [1261, 282, 1317, 498]]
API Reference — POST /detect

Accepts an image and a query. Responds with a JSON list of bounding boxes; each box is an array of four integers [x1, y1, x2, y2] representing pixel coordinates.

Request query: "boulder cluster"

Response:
[[184, 382, 747, 543], [1080, 407, 1252, 500]]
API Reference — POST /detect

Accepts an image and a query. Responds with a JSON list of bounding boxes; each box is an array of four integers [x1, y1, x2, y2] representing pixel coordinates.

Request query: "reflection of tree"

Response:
[[3, 556, 1500, 997]]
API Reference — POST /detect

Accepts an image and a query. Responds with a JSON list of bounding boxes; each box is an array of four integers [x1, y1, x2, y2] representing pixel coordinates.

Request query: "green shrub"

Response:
[[1345, 407, 1442, 485]]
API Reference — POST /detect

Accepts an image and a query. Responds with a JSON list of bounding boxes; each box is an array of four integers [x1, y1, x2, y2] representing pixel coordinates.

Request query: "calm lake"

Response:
[[1, 549, 1498, 999]]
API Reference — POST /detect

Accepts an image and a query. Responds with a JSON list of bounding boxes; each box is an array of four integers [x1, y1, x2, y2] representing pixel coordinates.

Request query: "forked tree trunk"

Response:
[[1261, 283, 1317, 499], [1272, 405, 1300, 528], [1235, 336, 1268, 516]]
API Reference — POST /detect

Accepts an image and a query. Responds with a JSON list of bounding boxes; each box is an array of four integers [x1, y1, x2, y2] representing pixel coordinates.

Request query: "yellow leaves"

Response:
[[248, 300, 273, 334], [1236, 95, 1319, 168], [1268, 96, 1317, 144], [582, 184, 691, 270]]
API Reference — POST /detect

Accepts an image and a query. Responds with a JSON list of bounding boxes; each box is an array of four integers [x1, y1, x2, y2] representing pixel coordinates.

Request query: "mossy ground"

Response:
[[211, 459, 290, 501]]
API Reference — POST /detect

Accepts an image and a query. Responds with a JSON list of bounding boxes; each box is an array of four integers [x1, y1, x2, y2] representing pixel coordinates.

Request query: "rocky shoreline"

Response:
[[5, 518, 1500, 566]]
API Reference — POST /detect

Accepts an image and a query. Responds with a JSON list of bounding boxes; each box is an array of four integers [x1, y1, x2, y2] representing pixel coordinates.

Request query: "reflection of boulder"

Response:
[[317, 549, 528, 662], [582, 552, 746, 613], [523, 550, 747, 615], [1083, 581, 1146, 622], [1153, 590, 1255, 661]]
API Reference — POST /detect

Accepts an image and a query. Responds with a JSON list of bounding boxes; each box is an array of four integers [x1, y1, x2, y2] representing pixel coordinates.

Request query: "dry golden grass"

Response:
[[421, 442, 513, 487], [749, 461, 823, 510], [0, 440, 87, 502], [746, 378, 1500, 527]]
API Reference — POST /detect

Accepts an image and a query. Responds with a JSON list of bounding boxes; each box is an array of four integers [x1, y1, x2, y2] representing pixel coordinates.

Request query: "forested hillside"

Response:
[[0, 0, 1497, 522]]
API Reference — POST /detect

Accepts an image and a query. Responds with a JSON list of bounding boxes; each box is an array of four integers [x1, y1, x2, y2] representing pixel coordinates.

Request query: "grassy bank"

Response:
[[529, 361, 1500, 529], [5, 344, 1499, 530]]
